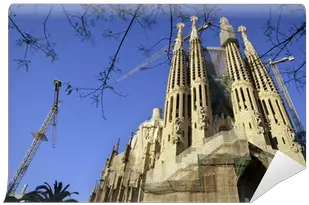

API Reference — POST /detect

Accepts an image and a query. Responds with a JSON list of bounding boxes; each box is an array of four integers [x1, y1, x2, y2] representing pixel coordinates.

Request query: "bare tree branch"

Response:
[[165, 5, 174, 63], [101, 29, 126, 40], [138, 37, 169, 57], [61, 4, 94, 43], [65, 5, 141, 119], [260, 5, 306, 89], [10, 4, 305, 119], [260, 22, 306, 60], [120, 4, 220, 84], [9, 7, 58, 71]]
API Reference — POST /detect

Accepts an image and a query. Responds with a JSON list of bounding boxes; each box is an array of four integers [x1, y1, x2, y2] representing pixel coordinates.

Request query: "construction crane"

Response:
[[7, 79, 62, 196], [116, 21, 212, 83], [268, 56, 306, 153]]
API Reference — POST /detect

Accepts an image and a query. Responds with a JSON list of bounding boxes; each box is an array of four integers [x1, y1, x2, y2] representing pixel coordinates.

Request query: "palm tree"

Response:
[[21, 181, 79, 202]]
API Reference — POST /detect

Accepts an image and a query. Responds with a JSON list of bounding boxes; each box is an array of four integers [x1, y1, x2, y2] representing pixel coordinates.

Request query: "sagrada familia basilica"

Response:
[[88, 16, 305, 202]]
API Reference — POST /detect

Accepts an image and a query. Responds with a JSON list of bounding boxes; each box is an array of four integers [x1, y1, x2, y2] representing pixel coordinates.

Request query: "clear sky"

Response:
[[8, 4, 306, 201]]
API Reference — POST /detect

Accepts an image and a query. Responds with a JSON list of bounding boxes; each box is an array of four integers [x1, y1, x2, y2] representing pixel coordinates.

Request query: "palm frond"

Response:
[[20, 181, 79, 202], [63, 199, 78, 202]]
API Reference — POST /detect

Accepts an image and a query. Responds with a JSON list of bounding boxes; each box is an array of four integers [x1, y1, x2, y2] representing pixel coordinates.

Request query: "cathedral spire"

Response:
[[219, 17, 269, 149], [219, 17, 237, 47], [160, 21, 191, 162], [188, 15, 213, 146], [190, 15, 199, 41], [238, 25, 256, 56], [238, 25, 305, 165], [173, 22, 185, 52], [114, 138, 120, 153]]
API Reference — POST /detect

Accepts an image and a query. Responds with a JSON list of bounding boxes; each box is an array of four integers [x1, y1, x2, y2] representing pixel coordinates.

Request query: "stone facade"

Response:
[[89, 16, 305, 203], [237, 24, 305, 165]]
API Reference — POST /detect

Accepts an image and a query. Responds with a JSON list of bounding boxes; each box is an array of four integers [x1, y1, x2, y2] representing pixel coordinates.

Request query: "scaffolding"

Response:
[[203, 47, 234, 118], [141, 127, 251, 195], [204, 47, 227, 77]]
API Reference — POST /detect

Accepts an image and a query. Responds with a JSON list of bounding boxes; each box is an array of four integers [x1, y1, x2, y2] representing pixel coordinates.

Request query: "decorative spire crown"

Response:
[[238, 25, 248, 40], [176, 22, 184, 40], [191, 15, 198, 23], [237, 25, 256, 55], [238, 25, 246, 32], [220, 17, 229, 25], [219, 16, 237, 46], [190, 15, 199, 40], [174, 22, 185, 52], [114, 138, 120, 152]]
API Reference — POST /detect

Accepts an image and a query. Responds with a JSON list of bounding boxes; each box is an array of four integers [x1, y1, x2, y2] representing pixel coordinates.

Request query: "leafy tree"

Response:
[[20, 181, 79, 202]]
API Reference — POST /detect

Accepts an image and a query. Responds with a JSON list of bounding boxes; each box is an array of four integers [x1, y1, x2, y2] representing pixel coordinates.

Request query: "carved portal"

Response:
[[173, 117, 184, 144], [199, 107, 209, 130]]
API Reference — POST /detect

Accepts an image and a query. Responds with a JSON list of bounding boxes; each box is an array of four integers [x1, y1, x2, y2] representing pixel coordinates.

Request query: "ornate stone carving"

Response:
[[259, 91, 280, 100], [175, 86, 190, 94], [173, 117, 184, 144], [291, 142, 301, 153], [286, 124, 294, 134], [252, 110, 266, 135], [244, 104, 249, 111], [238, 105, 242, 111], [231, 81, 252, 89], [253, 110, 263, 126], [145, 130, 150, 140], [199, 107, 209, 130], [256, 126, 265, 135], [155, 152, 160, 160]]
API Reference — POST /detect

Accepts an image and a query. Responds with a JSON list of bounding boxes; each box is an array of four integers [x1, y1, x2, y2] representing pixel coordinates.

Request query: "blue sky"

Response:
[[8, 4, 306, 201]]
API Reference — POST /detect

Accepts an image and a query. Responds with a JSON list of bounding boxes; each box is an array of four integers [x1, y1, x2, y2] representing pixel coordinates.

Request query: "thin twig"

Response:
[[66, 5, 141, 119], [166, 5, 173, 62]]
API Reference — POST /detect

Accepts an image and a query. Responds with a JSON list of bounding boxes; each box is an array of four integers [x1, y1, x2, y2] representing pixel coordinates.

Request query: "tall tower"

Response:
[[238, 25, 305, 165], [219, 17, 270, 149], [161, 22, 191, 162], [189, 16, 213, 147]]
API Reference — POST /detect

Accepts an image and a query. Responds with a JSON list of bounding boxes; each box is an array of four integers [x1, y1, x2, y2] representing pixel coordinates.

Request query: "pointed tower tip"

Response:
[[174, 22, 185, 51], [219, 17, 229, 24], [238, 25, 247, 33], [177, 22, 185, 29], [176, 22, 185, 39], [190, 15, 198, 22], [219, 16, 237, 46], [237, 25, 256, 55], [115, 138, 120, 152], [190, 15, 199, 40]]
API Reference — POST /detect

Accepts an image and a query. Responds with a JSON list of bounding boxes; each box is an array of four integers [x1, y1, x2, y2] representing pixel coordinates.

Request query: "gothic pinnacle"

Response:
[[173, 22, 185, 52], [219, 16, 237, 46], [176, 22, 184, 39], [238, 25, 256, 56], [219, 16, 229, 25], [190, 15, 199, 41], [114, 138, 120, 153]]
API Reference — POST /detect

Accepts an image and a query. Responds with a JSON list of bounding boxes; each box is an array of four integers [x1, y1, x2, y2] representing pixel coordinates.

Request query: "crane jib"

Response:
[[7, 80, 62, 196], [116, 22, 211, 83]]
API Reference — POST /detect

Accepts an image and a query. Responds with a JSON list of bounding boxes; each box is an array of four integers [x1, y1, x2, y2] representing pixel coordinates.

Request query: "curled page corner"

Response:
[[250, 151, 306, 202]]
